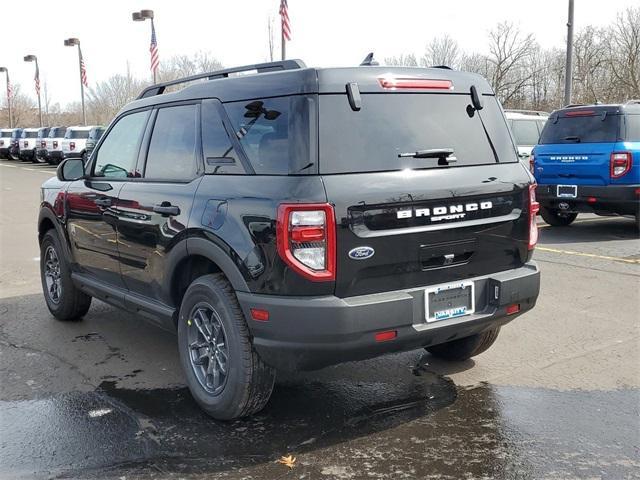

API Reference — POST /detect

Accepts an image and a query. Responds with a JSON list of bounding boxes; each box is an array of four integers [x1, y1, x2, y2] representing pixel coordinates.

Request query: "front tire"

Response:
[[426, 328, 501, 361], [177, 274, 275, 420], [540, 206, 577, 226], [40, 230, 92, 321]]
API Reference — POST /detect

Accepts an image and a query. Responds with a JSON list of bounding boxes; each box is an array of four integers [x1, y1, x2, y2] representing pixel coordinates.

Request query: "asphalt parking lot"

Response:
[[0, 159, 639, 480]]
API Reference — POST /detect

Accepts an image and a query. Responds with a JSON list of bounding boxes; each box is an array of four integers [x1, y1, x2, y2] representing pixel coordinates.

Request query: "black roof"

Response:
[[553, 101, 640, 116], [121, 60, 495, 115]]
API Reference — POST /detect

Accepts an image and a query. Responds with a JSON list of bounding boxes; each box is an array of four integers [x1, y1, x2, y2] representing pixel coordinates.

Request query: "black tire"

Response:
[[177, 273, 275, 420], [40, 230, 92, 321], [540, 206, 578, 226], [426, 328, 501, 361]]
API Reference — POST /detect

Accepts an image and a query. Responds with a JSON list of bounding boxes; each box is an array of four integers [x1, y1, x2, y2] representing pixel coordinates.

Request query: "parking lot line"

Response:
[[536, 246, 640, 264]]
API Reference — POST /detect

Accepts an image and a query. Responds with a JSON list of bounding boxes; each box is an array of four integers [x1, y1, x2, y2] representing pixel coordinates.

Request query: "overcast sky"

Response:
[[2, 0, 637, 107]]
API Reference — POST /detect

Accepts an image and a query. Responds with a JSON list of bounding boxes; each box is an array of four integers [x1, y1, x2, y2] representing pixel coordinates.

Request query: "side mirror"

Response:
[[57, 158, 85, 181]]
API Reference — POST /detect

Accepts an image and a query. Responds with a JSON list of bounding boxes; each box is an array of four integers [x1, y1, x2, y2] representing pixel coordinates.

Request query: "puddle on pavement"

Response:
[[1, 356, 638, 479]]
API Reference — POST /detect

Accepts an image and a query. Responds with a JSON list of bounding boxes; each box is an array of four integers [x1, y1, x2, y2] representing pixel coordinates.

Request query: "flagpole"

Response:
[[35, 58, 42, 127], [77, 46, 86, 126], [281, 27, 286, 61]]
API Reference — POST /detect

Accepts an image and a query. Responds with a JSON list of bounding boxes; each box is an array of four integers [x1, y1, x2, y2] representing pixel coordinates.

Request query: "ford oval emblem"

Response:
[[348, 246, 375, 260]]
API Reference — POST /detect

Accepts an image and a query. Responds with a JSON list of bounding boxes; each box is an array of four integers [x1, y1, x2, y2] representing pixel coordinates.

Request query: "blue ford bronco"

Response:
[[533, 101, 640, 228]]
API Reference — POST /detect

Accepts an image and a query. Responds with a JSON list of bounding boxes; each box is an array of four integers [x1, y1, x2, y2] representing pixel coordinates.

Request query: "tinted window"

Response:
[[26, 131, 38, 138], [94, 111, 149, 178], [625, 114, 640, 142], [49, 127, 67, 138], [224, 95, 315, 175], [89, 127, 105, 140], [11, 130, 22, 139], [0, 130, 11, 138], [511, 120, 541, 146], [201, 100, 244, 174], [65, 129, 90, 139], [144, 105, 198, 180], [319, 94, 516, 174], [540, 113, 620, 144], [37, 128, 50, 137]]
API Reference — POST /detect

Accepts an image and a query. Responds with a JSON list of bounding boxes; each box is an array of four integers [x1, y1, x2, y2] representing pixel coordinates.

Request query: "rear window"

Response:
[[624, 114, 640, 142], [25, 131, 38, 138], [89, 128, 105, 140], [224, 95, 316, 175], [510, 119, 541, 146], [539, 113, 620, 144], [38, 128, 49, 137], [319, 93, 516, 173], [49, 128, 67, 138], [0, 130, 11, 138], [65, 129, 90, 139]]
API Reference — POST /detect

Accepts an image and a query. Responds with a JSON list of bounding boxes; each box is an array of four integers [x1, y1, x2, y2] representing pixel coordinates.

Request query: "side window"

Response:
[[625, 114, 640, 142], [511, 120, 541, 146], [144, 104, 199, 181], [94, 111, 149, 178], [201, 100, 244, 174], [224, 95, 314, 175]]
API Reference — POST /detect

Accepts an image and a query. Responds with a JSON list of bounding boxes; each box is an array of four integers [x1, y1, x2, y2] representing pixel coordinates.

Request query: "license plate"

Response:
[[425, 281, 475, 322], [557, 185, 577, 198]]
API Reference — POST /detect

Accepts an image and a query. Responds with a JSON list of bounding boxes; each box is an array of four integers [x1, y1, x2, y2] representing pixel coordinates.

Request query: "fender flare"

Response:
[[176, 236, 249, 293], [37, 206, 73, 260]]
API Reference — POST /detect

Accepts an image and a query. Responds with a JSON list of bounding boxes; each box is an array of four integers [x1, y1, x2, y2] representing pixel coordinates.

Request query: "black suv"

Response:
[[39, 60, 540, 420]]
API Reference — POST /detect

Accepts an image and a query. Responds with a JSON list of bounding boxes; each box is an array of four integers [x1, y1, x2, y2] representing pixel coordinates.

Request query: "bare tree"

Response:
[[485, 22, 537, 106], [1, 84, 37, 127], [607, 7, 640, 100], [158, 51, 224, 82], [86, 70, 149, 124], [421, 35, 460, 68], [383, 53, 418, 67]]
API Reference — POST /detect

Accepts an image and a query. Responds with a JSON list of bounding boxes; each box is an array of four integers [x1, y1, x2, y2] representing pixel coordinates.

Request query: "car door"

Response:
[[66, 109, 151, 288], [115, 103, 203, 304]]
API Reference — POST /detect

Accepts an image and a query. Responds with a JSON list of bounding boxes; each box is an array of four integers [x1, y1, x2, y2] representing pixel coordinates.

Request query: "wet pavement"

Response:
[[1, 160, 639, 479]]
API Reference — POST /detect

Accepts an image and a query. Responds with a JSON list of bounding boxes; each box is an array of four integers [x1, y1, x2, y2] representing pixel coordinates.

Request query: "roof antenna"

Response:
[[360, 52, 379, 66]]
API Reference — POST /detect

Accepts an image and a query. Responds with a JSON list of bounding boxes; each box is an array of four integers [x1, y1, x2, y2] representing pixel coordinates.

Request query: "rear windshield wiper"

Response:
[[563, 136, 581, 142], [398, 148, 456, 161]]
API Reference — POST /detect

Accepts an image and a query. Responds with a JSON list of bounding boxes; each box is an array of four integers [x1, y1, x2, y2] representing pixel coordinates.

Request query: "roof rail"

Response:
[[624, 99, 640, 105], [136, 59, 307, 99], [504, 109, 549, 116], [562, 103, 585, 108]]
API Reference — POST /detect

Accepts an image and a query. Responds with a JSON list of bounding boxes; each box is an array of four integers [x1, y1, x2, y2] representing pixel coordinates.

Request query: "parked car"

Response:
[[61, 126, 96, 161], [34, 127, 51, 163], [18, 128, 41, 162], [533, 101, 640, 228], [8, 128, 23, 160], [84, 126, 105, 160], [44, 126, 68, 165], [39, 60, 540, 420], [0, 128, 16, 159], [505, 109, 548, 168]]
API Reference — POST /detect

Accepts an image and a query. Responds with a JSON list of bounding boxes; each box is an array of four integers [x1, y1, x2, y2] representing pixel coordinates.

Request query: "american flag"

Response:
[[280, 0, 291, 41], [6, 80, 12, 99], [79, 48, 88, 87], [150, 19, 159, 76], [34, 63, 40, 96]]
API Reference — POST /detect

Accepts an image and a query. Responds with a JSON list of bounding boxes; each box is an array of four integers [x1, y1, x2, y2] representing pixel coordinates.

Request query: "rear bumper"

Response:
[[537, 184, 640, 216], [19, 149, 35, 160], [237, 263, 540, 371], [0, 147, 10, 157]]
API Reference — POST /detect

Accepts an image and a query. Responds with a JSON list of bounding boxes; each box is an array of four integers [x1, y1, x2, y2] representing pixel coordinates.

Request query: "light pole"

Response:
[[564, 0, 575, 106], [132, 9, 158, 84], [24, 55, 43, 127], [0, 67, 12, 128], [64, 38, 86, 125]]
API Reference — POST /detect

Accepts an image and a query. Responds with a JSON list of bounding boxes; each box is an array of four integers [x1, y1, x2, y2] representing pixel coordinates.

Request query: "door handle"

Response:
[[153, 203, 180, 216], [94, 198, 112, 207]]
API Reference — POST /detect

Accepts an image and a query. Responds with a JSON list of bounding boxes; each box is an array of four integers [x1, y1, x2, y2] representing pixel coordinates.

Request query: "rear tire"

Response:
[[40, 230, 92, 321], [426, 328, 501, 361], [177, 273, 275, 420], [540, 206, 577, 226]]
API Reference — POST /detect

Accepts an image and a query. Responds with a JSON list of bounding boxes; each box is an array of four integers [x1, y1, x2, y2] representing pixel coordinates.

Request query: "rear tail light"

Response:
[[277, 203, 336, 281], [41, 140, 46, 148], [378, 77, 453, 90], [529, 153, 535, 174], [70, 142, 76, 151], [528, 184, 540, 251], [610, 152, 632, 179], [506, 304, 520, 315], [24, 141, 29, 148], [0, 140, 3, 146], [53, 141, 58, 149]]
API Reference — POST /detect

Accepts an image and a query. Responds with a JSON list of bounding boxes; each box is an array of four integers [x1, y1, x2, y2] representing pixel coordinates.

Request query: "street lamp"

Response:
[[24, 55, 43, 127], [131, 9, 158, 84], [64, 37, 86, 126], [0, 67, 12, 128]]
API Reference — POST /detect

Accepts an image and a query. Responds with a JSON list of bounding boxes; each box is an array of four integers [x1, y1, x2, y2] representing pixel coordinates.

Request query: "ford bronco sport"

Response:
[[39, 60, 540, 420]]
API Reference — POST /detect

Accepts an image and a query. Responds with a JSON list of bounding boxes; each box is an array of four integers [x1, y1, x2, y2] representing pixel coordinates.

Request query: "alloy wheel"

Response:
[[44, 245, 63, 304]]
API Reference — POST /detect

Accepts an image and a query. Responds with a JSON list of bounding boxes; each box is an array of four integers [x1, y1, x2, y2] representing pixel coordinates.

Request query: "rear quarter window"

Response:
[[624, 114, 640, 142], [511, 119, 541, 146], [540, 113, 620, 144]]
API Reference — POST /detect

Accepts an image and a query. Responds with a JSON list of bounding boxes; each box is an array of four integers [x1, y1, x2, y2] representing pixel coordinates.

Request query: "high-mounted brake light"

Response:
[[277, 203, 336, 282], [565, 110, 595, 117], [378, 77, 453, 90], [610, 152, 632, 179], [528, 184, 540, 251]]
